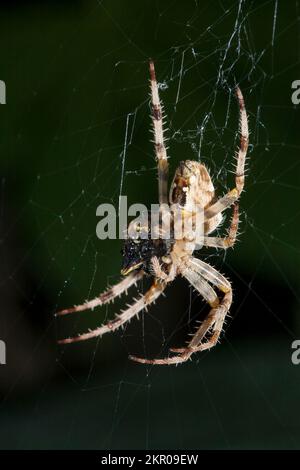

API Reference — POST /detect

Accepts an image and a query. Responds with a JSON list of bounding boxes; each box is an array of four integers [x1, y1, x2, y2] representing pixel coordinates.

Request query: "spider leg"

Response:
[[204, 213, 223, 235], [129, 353, 191, 365], [56, 271, 144, 317], [149, 60, 169, 205], [170, 288, 232, 355], [181, 266, 220, 308], [204, 188, 239, 220], [58, 280, 166, 345], [204, 87, 248, 221], [150, 256, 168, 280], [187, 257, 231, 293], [130, 269, 220, 366], [135, 262, 232, 365], [150, 256, 176, 282], [235, 87, 248, 195], [202, 203, 239, 249], [170, 261, 232, 355]]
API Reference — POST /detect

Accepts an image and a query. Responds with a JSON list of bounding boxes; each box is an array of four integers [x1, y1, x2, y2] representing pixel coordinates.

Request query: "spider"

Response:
[[56, 60, 249, 365]]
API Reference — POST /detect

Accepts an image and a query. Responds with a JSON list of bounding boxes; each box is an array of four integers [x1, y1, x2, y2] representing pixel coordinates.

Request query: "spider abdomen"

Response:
[[170, 160, 215, 209]]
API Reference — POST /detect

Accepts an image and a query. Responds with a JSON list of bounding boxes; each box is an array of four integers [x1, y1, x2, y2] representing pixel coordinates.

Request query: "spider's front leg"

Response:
[[58, 280, 166, 345], [56, 271, 144, 316], [150, 256, 176, 282]]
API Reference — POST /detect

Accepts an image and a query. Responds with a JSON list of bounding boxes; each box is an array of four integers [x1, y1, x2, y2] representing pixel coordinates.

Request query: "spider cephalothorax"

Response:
[[57, 60, 249, 366]]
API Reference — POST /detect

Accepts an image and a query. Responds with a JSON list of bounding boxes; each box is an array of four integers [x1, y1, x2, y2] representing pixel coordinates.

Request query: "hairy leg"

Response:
[[56, 271, 144, 316], [181, 266, 220, 307], [235, 87, 248, 195], [130, 270, 220, 365], [171, 288, 232, 354], [204, 213, 223, 235], [170, 267, 232, 353], [187, 257, 231, 293], [203, 203, 239, 249], [151, 256, 176, 282], [204, 87, 248, 221], [58, 280, 166, 345], [149, 60, 169, 205]]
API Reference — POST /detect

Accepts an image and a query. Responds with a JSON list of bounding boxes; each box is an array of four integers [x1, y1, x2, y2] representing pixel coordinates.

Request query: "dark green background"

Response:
[[0, 0, 299, 449]]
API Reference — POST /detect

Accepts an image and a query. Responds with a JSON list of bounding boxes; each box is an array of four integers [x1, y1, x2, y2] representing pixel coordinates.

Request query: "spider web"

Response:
[[1, 0, 300, 450]]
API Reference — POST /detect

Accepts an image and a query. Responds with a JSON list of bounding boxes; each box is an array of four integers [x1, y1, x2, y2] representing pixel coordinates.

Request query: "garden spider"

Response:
[[57, 60, 249, 365]]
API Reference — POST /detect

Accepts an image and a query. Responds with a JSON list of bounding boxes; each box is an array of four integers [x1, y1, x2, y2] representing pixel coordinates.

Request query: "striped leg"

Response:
[[187, 257, 231, 293], [56, 271, 144, 316], [149, 60, 169, 205], [203, 203, 239, 249], [58, 280, 166, 345], [170, 261, 232, 355], [235, 87, 248, 195], [204, 87, 249, 221], [130, 270, 220, 365], [171, 288, 232, 355], [131, 262, 232, 365]]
